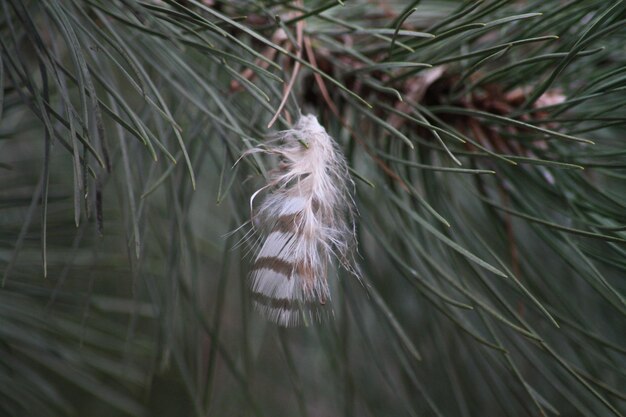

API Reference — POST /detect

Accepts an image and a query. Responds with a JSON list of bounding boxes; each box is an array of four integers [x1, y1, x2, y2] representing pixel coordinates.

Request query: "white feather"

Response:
[[251, 269, 296, 299], [257, 231, 296, 261], [246, 114, 357, 326], [278, 196, 307, 215]]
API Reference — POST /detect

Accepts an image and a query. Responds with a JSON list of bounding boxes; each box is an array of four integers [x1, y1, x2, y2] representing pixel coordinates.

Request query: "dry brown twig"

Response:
[[267, 0, 305, 128]]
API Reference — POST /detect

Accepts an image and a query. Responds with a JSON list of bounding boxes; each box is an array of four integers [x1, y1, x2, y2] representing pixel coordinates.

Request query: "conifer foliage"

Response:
[[0, 1, 625, 416]]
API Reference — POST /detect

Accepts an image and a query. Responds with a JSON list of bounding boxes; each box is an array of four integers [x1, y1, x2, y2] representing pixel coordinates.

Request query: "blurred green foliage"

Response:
[[0, 0, 625, 416]]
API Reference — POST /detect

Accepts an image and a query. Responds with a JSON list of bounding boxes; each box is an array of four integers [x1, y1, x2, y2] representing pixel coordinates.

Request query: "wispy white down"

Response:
[[247, 114, 357, 326]]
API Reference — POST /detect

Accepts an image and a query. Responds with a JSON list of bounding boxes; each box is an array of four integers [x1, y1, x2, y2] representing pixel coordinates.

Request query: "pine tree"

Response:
[[1, 1, 625, 416]]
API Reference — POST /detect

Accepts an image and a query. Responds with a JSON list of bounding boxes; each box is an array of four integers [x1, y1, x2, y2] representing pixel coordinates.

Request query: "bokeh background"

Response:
[[1, 1, 625, 416]]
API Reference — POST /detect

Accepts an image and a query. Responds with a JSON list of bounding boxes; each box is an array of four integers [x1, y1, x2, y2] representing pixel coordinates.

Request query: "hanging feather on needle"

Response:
[[246, 114, 358, 326]]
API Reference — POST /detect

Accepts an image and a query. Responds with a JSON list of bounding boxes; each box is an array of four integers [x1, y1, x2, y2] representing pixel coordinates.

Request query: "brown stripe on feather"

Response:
[[272, 198, 320, 235], [273, 212, 302, 234], [252, 292, 320, 310], [296, 260, 315, 283], [311, 198, 320, 212], [253, 256, 293, 277]]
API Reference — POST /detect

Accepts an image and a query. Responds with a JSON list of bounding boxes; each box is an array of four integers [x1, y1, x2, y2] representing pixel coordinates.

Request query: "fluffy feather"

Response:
[[247, 114, 356, 326]]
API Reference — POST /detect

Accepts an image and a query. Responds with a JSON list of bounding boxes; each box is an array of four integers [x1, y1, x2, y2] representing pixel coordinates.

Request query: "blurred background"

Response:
[[0, 1, 625, 416]]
